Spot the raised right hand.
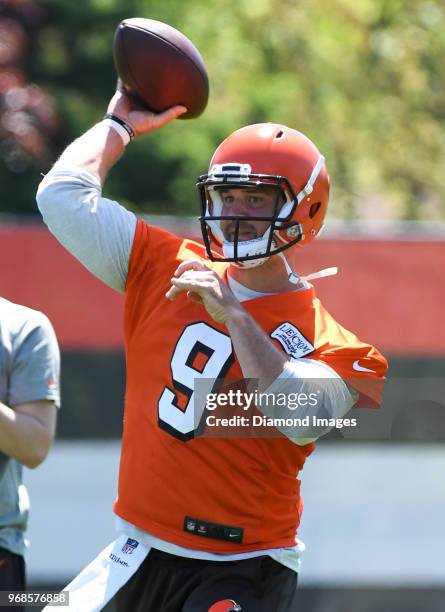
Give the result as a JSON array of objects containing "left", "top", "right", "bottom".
[{"left": 107, "top": 82, "right": 187, "bottom": 137}]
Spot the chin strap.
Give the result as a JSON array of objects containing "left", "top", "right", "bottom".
[
  {"left": 278, "top": 251, "right": 338, "bottom": 285},
  {"left": 295, "top": 155, "right": 325, "bottom": 204},
  {"left": 278, "top": 251, "right": 301, "bottom": 284},
  {"left": 303, "top": 267, "right": 338, "bottom": 281}
]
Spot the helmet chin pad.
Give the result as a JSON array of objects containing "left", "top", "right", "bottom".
[{"left": 222, "top": 236, "right": 270, "bottom": 268}]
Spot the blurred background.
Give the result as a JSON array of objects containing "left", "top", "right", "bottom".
[{"left": 0, "top": 0, "right": 444, "bottom": 610}]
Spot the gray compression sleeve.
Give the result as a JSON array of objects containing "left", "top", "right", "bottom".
[
  {"left": 256, "top": 358, "right": 357, "bottom": 445},
  {"left": 37, "top": 167, "right": 136, "bottom": 292}
]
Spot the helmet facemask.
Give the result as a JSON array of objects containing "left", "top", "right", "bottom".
[{"left": 197, "top": 163, "right": 305, "bottom": 267}]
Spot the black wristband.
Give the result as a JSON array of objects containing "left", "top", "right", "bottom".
[{"left": 103, "top": 113, "right": 135, "bottom": 140}]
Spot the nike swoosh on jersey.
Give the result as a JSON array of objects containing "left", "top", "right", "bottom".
[{"left": 353, "top": 360, "right": 376, "bottom": 373}]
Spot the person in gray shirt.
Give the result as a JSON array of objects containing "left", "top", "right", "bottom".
[{"left": 0, "top": 297, "right": 60, "bottom": 597}]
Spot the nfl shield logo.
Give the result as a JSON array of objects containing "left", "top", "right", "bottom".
[{"left": 121, "top": 538, "right": 139, "bottom": 554}]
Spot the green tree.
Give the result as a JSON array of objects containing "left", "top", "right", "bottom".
[{"left": 1, "top": 0, "right": 444, "bottom": 219}]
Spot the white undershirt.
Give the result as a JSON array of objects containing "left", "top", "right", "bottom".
[{"left": 227, "top": 272, "right": 310, "bottom": 302}]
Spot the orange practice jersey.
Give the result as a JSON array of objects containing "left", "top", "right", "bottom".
[{"left": 114, "top": 221, "right": 388, "bottom": 553}]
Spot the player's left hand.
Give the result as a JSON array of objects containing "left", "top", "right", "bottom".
[{"left": 166, "top": 260, "right": 244, "bottom": 325}]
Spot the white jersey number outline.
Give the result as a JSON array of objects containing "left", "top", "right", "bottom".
[{"left": 158, "top": 322, "right": 234, "bottom": 441}]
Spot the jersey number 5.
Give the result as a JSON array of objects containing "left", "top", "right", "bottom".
[{"left": 158, "top": 322, "right": 234, "bottom": 441}]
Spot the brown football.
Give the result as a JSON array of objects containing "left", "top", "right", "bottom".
[{"left": 113, "top": 18, "right": 209, "bottom": 120}]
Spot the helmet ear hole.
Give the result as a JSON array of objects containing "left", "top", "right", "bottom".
[{"left": 309, "top": 202, "right": 321, "bottom": 218}]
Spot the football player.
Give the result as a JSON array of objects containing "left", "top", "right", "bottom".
[{"left": 37, "top": 88, "right": 387, "bottom": 612}]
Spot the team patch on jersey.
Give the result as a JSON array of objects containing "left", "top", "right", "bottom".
[{"left": 270, "top": 322, "right": 314, "bottom": 358}]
